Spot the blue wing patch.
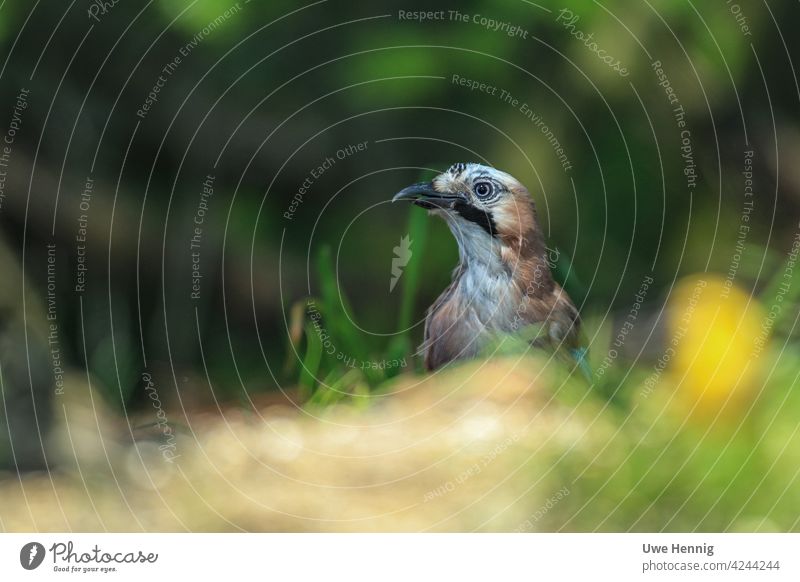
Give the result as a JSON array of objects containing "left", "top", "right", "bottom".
[{"left": 571, "top": 347, "right": 592, "bottom": 382}]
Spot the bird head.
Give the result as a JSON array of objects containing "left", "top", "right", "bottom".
[{"left": 392, "top": 163, "right": 548, "bottom": 272}]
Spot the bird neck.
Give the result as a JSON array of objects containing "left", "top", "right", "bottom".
[
  {"left": 499, "top": 224, "right": 556, "bottom": 298},
  {"left": 450, "top": 220, "right": 555, "bottom": 300}
]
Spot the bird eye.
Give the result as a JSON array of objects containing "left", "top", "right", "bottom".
[{"left": 474, "top": 181, "right": 493, "bottom": 198}]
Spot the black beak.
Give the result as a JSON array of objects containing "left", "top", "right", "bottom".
[{"left": 392, "top": 181, "right": 464, "bottom": 210}]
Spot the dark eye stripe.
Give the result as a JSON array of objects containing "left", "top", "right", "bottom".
[{"left": 454, "top": 200, "right": 497, "bottom": 236}]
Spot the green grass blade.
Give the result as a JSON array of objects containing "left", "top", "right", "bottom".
[
  {"left": 315, "top": 245, "right": 370, "bottom": 360},
  {"left": 298, "top": 322, "right": 323, "bottom": 399}
]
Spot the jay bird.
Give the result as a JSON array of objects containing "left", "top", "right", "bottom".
[{"left": 393, "top": 163, "right": 586, "bottom": 373}]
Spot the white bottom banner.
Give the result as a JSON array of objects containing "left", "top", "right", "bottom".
[{"left": 1, "top": 533, "right": 797, "bottom": 580}]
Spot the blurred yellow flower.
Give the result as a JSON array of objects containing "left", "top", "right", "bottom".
[{"left": 667, "top": 275, "right": 765, "bottom": 421}]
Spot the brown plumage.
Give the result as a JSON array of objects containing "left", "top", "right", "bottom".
[{"left": 393, "top": 163, "right": 581, "bottom": 371}]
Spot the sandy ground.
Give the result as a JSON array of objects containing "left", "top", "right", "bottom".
[{"left": 0, "top": 357, "right": 607, "bottom": 532}]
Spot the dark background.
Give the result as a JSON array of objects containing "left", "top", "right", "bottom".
[{"left": 0, "top": 0, "right": 797, "bottom": 429}]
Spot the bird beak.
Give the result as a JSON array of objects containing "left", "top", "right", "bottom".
[{"left": 392, "top": 181, "right": 463, "bottom": 210}]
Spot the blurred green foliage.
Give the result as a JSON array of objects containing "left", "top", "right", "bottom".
[
  {"left": 0, "top": 1, "right": 798, "bottom": 530},
  {"left": 0, "top": 0, "right": 794, "bottom": 391}
]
